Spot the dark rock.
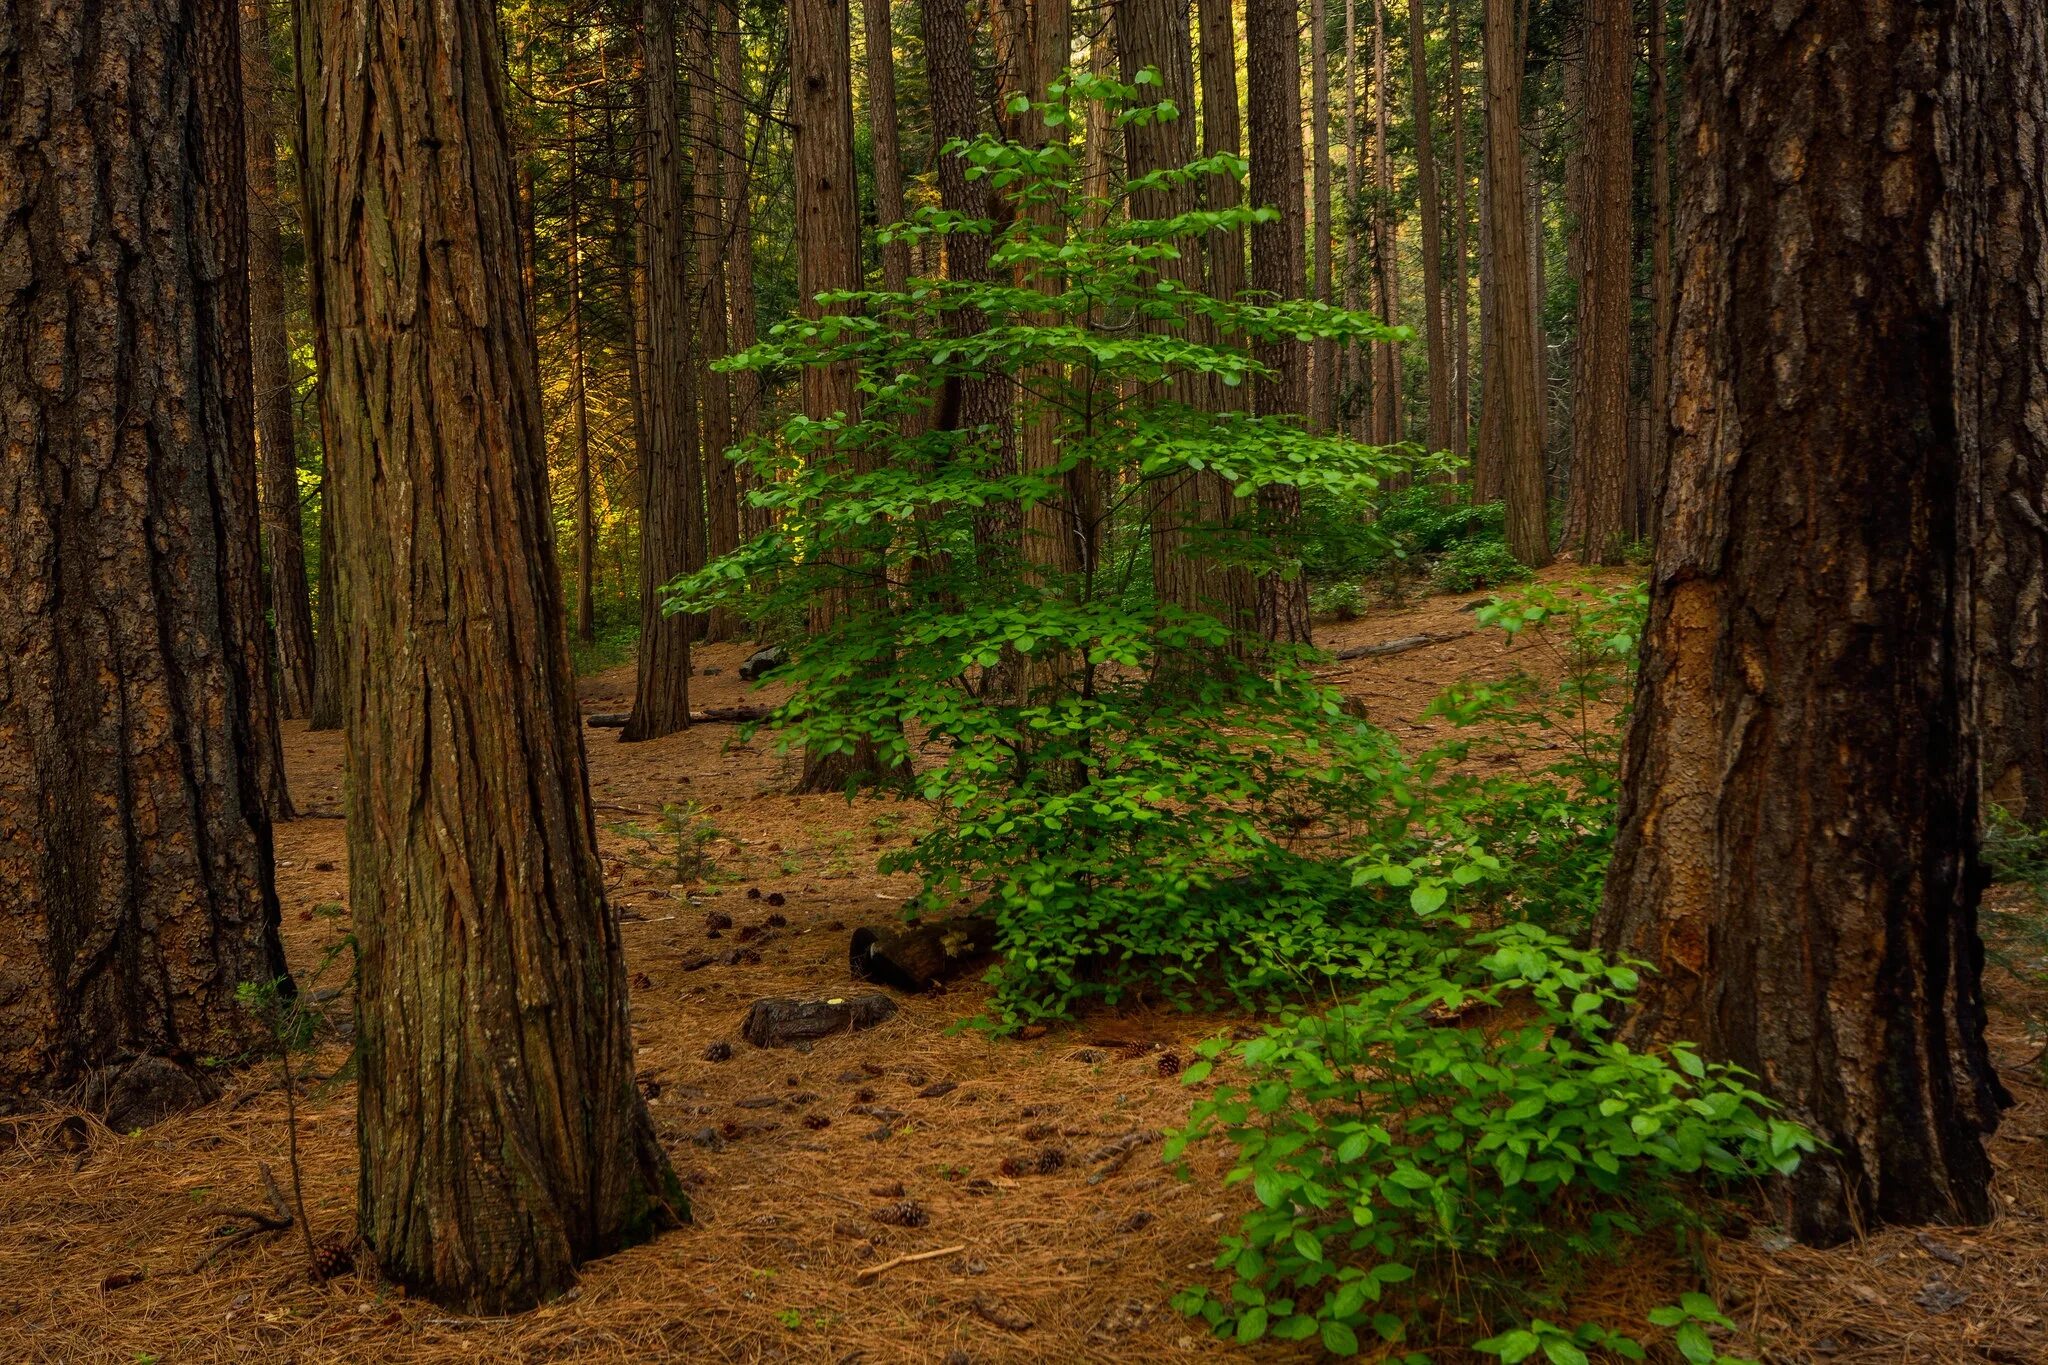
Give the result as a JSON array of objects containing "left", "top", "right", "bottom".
[{"left": 849, "top": 917, "right": 997, "bottom": 994}]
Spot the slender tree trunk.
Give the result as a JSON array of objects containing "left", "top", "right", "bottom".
[
  {"left": 1565, "top": 0, "right": 1628, "bottom": 563},
  {"left": 1948, "top": 0, "right": 2048, "bottom": 824},
  {"left": 1084, "top": 18, "right": 1117, "bottom": 225},
  {"left": 1481, "top": 0, "right": 1546, "bottom": 562},
  {"left": 1641, "top": 0, "right": 1671, "bottom": 542},
  {"left": 1246, "top": 0, "right": 1314, "bottom": 645},
  {"left": 1597, "top": 0, "right": 1999, "bottom": 1247},
  {"left": 1371, "top": 0, "right": 1399, "bottom": 445},
  {"left": 863, "top": 0, "right": 911, "bottom": 294},
  {"left": 308, "top": 0, "right": 682, "bottom": 1306},
  {"left": 925, "top": 0, "right": 1018, "bottom": 566},
  {"left": 627, "top": 0, "right": 698, "bottom": 741},
  {"left": 1309, "top": 0, "right": 1334, "bottom": 434},
  {"left": 719, "top": 0, "right": 767, "bottom": 540},
  {"left": 1344, "top": 0, "right": 1364, "bottom": 435},
  {"left": 0, "top": 0, "right": 290, "bottom": 1095},
  {"left": 565, "top": 85, "right": 599, "bottom": 643},
  {"left": 690, "top": 0, "right": 740, "bottom": 642},
  {"left": 1407, "top": 0, "right": 1450, "bottom": 454},
  {"left": 796, "top": 0, "right": 892, "bottom": 791},
  {"left": 1447, "top": 0, "right": 1471, "bottom": 458},
  {"left": 243, "top": 0, "right": 317, "bottom": 719}
]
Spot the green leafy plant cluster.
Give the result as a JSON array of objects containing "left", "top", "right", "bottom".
[
  {"left": 1430, "top": 537, "right": 1534, "bottom": 594},
  {"left": 1167, "top": 925, "right": 1810, "bottom": 1359},
  {"left": 670, "top": 74, "right": 1434, "bottom": 1025}
]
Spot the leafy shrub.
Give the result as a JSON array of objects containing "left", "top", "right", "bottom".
[
  {"left": 671, "top": 75, "right": 1426, "bottom": 1024},
  {"left": 1430, "top": 537, "right": 1533, "bottom": 593},
  {"left": 1168, "top": 925, "right": 1810, "bottom": 1357}
]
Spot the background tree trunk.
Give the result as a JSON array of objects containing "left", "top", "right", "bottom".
[
  {"left": 626, "top": 0, "right": 698, "bottom": 741},
  {"left": 1638, "top": 0, "right": 1671, "bottom": 543},
  {"left": 1948, "top": 0, "right": 2048, "bottom": 825},
  {"left": 308, "top": 0, "right": 682, "bottom": 1306},
  {"left": 0, "top": 0, "right": 290, "bottom": 1095},
  {"left": 1371, "top": 0, "right": 1400, "bottom": 445},
  {"left": 243, "top": 0, "right": 317, "bottom": 719},
  {"left": 691, "top": 0, "right": 740, "bottom": 642},
  {"left": 862, "top": 0, "right": 911, "bottom": 296},
  {"left": 1596, "top": 0, "right": 2000, "bottom": 1247},
  {"left": 1481, "top": 0, "right": 1546, "bottom": 562},
  {"left": 796, "top": 0, "right": 892, "bottom": 791},
  {"left": 1310, "top": 0, "right": 1334, "bottom": 434},
  {"left": 1246, "top": 0, "right": 1314, "bottom": 645},
  {"left": 1565, "top": 0, "right": 1628, "bottom": 562},
  {"left": 1344, "top": 0, "right": 1364, "bottom": 436},
  {"left": 1407, "top": 0, "right": 1450, "bottom": 455},
  {"left": 1447, "top": 0, "right": 1471, "bottom": 458},
  {"left": 718, "top": 0, "right": 768, "bottom": 538}
]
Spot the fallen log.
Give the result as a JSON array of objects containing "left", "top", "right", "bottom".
[
  {"left": 850, "top": 917, "right": 999, "bottom": 993},
  {"left": 740, "top": 993, "right": 898, "bottom": 1048},
  {"left": 1331, "top": 629, "right": 1473, "bottom": 661},
  {"left": 586, "top": 705, "right": 773, "bottom": 728}
]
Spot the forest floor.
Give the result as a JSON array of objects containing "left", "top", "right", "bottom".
[{"left": 4, "top": 565, "right": 2047, "bottom": 1363}]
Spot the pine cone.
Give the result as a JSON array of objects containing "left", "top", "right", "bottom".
[{"left": 310, "top": 1236, "right": 355, "bottom": 1281}]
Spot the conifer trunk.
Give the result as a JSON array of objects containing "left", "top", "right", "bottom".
[
  {"left": 243, "top": 0, "right": 318, "bottom": 719},
  {"left": 1407, "top": 0, "right": 1451, "bottom": 455},
  {"left": 691, "top": 0, "right": 740, "bottom": 641},
  {"left": 1597, "top": 0, "right": 1999, "bottom": 1247},
  {"left": 1447, "top": 0, "right": 1472, "bottom": 457},
  {"left": 1310, "top": 0, "right": 1334, "bottom": 434},
  {"left": 1247, "top": 0, "right": 1314, "bottom": 645},
  {"left": 626, "top": 0, "right": 698, "bottom": 741},
  {"left": 0, "top": 0, "right": 290, "bottom": 1094},
  {"left": 1565, "top": 0, "right": 1629, "bottom": 563},
  {"left": 1945, "top": 1, "right": 2048, "bottom": 825},
  {"left": 796, "top": 0, "right": 892, "bottom": 791},
  {"left": 1481, "top": 0, "right": 1546, "bottom": 562},
  {"left": 306, "top": 0, "right": 682, "bottom": 1306}
]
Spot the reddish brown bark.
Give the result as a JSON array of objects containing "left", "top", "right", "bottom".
[
  {"left": 1598, "top": 0, "right": 1999, "bottom": 1246},
  {"left": 305, "top": 0, "right": 681, "bottom": 1305},
  {"left": 1565, "top": 0, "right": 1629, "bottom": 563},
  {"left": 625, "top": 0, "right": 698, "bottom": 742}
]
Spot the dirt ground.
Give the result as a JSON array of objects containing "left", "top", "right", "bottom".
[{"left": 4, "top": 567, "right": 2046, "bottom": 1363}]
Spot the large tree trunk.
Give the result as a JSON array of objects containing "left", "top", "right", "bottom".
[
  {"left": 1947, "top": 0, "right": 2048, "bottom": 825},
  {"left": 243, "top": 0, "right": 317, "bottom": 719},
  {"left": 1246, "top": 0, "right": 1313, "bottom": 645},
  {"left": 691, "top": 0, "right": 740, "bottom": 643},
  {"left": 1407, "top": 0, "right": 1451, "bottom": 455},
  {"left": 625, "top": 0, "right": 698, "bottom": 742},
  {"left": 1596, "top": 0, "right": 2000, "bottom": 1247},
  {"left": 796, "top": 0, "right": 893, "bottom": 792},
  {"left": 1564, "top": 0, "right": 1629, "bottom": 563},
  {"left": 1480, "top": 0, "right": 1546, "bottom": 562},
  {"left": 307, "top": 0, "right": 682, "bottom": 1308},
  {"left": 0, "top": 0, "right": 290, "bottom": 1096}
]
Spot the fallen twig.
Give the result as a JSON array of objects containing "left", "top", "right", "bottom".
[{"left": 854, "top": 1243, "right": 967, "bottom": 1282}]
